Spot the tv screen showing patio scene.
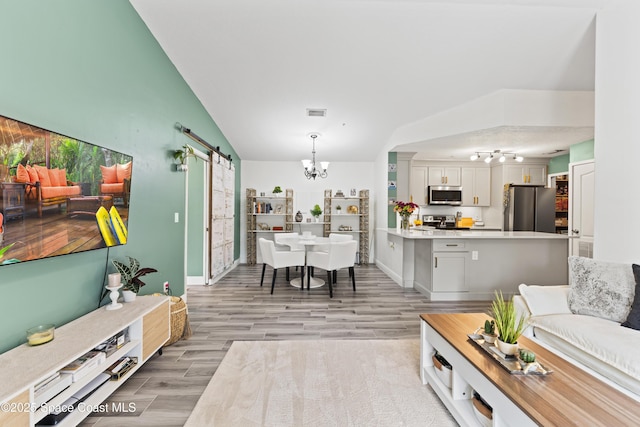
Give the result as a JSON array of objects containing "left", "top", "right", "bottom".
[{"left": 0, "top": 114, "right": 133, "bottom": 265}]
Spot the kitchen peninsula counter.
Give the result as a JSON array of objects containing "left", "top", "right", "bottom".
[
  {"left": 387, "top": 228, "right": 571, "bottom": 239},
  {"left": 378, "top": 228, "right": 569, "bottom": 301}
]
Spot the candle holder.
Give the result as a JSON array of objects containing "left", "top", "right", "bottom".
[{"left": 105, "top": 284, "right": 123, "bottom": 311}]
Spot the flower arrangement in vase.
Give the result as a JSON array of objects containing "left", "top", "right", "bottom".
[
  {"left": 393, "top": 201, "right": 419, "bottom": 230},
  {"left": 491, "top": 290, "right": 528, "bottom": 355}
]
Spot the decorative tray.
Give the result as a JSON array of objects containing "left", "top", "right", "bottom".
[{"left": 467, "top": 334, "right": 553, "bottom": 376}]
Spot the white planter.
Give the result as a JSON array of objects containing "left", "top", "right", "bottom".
[
  {"left": 481, "top": 333, "right": 497, "bottom": 344},
  {"left": 122, "top": 290, "right": 137, "bottom": 303},
  {"left": 496, "top": 339, "right": 518, "bottom": 356}
]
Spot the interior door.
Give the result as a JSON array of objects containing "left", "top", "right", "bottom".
[{"left": 569, "top": 161, "right": 595, "bottom": 257}]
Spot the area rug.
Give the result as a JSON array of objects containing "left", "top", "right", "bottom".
[{"left": 185, "top": 339, "right": 456, "bottom": 427}]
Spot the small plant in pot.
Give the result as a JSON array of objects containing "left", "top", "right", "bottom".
[
  {"left": 491, "top": 290, "right": 528, "bottom": 356},
  {"left": 310, "top": 204, "right": 323, "bottom": 222},
  {"left": 481, "top": 319, "right": 497, "bottom": 344},
  {"left": 173, "top": 144, "right": 196, "bottom": 171},
  {"left": 112, "top": 256, "right": 158, "bottom": 302},
  {"left": 272, "top": 186, "right": 282, "bottom": 196}
]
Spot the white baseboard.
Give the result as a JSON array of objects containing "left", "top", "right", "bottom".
[
  {"left": 375, "top": 260, "right": 404, "bottom": 287},
  {"left": 187, "top": 275, "right": 206, "bottom": 286},
  {"left": 414, "top": 281, "right": 430, "bottom": 297},
  {"left": 187, "top": 260, "right": 240, "bottom": 286}
]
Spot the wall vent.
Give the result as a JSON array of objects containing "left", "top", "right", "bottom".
[{"left": 306, "top": 108, "right": 327, "bottom": 117}]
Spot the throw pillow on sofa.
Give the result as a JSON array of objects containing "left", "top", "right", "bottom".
[
  {"left": 518, "top": 284, "right": 571, "bottom": 316},
  {"left": 100, "top": 164, "right": 118, "bottom": 184},
  {"left": 621, "top": 264, "right": 640, "bottom": 330},
  {"left": 568, "top": 256, "right": 635, "bottom": 323}
]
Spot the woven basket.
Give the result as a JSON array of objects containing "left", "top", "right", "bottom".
[{"left": 165, "top": 296, "right": 191, "bottom": 346}]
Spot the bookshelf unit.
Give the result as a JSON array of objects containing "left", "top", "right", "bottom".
[
  {"left": 323, "top": 189, "right": 370, "bottom": 264},
  {"left": 246, "top": 188, "right": 294, "bottom": 265},
  {"left": 0, "top": 296, "right": 169, "bottom": 427}
]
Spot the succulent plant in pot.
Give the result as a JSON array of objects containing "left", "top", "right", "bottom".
[
  {"left": 112, "top": 256, "right": 158, "bottom": 302},
  {"left": 481, "top": 319, "right": 497, "bottom": 344},
  {"left": 491, "top": 290, "right": 528, "bottom": 355}
]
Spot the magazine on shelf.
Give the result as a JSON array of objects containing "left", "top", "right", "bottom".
[{"left": 60, "top": 350, "right": 106, "bottom": 382}]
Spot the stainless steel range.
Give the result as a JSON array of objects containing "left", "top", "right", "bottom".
[{"left": 422, "top": 215, "right": 469, "bottom": 229}]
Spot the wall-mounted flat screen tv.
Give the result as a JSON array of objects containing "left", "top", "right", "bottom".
[{"left": 0, "top": 114, "right": 133, "bottom": 265}]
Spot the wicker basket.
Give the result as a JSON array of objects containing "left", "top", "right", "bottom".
[{"left": 165, "top": 296, "right": 191, "bottom": 346}]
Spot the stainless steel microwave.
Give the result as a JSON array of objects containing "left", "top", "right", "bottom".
[{"left": 428, "top": 186, "right": 463, "bottom": 205}]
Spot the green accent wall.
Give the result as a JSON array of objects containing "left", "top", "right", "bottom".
[
  {"left": 570, "top": 139, "right": 595, "bottom": 163},
  {"left": 388, "top": 152, "right": 397, "bottom": 228},
  {"left": 0, "top": 0, "right": 240, "bottom": 353},
  {"left": 548, "top": 139, "right": 595, "bottom": 175},
  {"left": 548, "top": 154, "right": 570, "bottom": 174}
]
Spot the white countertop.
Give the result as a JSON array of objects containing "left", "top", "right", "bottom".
[{"left": 386, "top": 228, "right": 571, "bottom": 239}]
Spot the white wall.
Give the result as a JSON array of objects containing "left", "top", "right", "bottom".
[
  {"left": 593, "top": 1, "right": 640, "bottom": 263},
  {"left": 240, "top": 160, "right": 375, "bottom": 263}
]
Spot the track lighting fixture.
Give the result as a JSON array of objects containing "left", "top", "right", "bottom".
[{"left": 470, "top": 150, "right": 523, "bottom": 163}]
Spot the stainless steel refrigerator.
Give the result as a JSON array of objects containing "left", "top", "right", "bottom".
[{"left": 504, "top": 185, "right": 555, "bottom": 233}]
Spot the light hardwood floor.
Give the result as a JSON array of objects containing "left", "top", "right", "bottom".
[{"left": 82, "top": 264, "right": 490, "bottom": 426}]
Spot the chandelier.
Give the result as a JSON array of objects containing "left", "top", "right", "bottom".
[
  {"left": 470, "top": 150, "right": 523, "bottom": 164},
  {"left": 301, "top": 133, "right": 329, "bottom": 180}
]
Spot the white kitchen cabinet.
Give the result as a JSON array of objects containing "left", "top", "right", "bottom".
[
  {"left": 505, "top": 164, "right": 547, "bottom": 185},
  {"left": 461, "top": 167, "right": 491, "bottom": 206},
  {"left": 428, "top": 167, "right": 461, "bottom": 186},
  {"left": 431, "top": 241, "right": 468, "bottom": 293},
  {"left": 432, "top": 252, "right": 468, "bottom": 292},
  {"left": 410, "top": 166, "right": 428, "bottom": 204}
]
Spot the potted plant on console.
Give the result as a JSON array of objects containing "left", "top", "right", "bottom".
[
  {"left": 113, "top": 256, "right": 158, "bottom": 302},
  {"left": 491, "top": 290, "right": 528, "bottom": 356},
  {"left": 272, "top": 186, "right": 282, "bottom": 196}
]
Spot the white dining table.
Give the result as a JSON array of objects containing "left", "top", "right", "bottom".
[{"left": 277, "top": 235, "right": 330, "bottom": 288}]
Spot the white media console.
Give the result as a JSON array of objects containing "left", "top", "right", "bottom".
[{"left": 0, "top": 296, "right": 170, "bottom": 426}]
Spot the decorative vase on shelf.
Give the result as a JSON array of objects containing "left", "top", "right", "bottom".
[
  {"left": 295, "top": 211, "right": 303, "bottom": 222},
  {"left": 401, "top": 217, "right": 410, "bottom": 230}
]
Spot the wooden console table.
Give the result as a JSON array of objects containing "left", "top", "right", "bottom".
[{"left": 420, "top": 313, "right": 640, "bottom": 426}]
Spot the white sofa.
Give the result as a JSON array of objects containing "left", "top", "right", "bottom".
[{"left": 514, "top": 256, "right": 640, "bottom": 401}]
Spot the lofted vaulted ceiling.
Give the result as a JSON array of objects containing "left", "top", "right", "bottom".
[{"left": 130, "top": 0, "right": 600, "bottom": 162}]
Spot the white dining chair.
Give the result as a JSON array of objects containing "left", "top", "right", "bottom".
[
  {"left": 273, "top": 232, "right": 303, "bottom": 280},
  {"left": 308, "top": 233, "right": 354, "bottom": 276},
  {"left": 306, "top": 240, "right": 357, "bottom": 298},
  {"left": 259, "top": 238, "right": 306, "bottom": 294}
]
